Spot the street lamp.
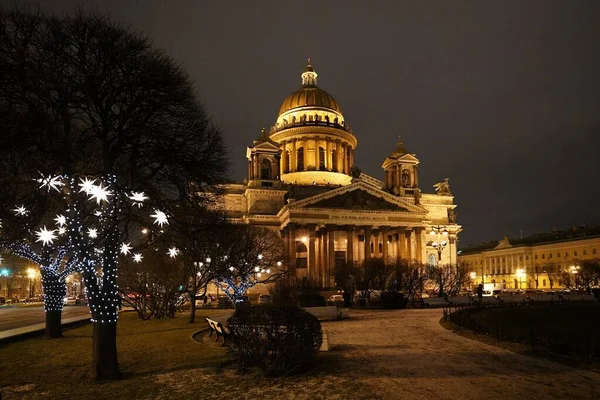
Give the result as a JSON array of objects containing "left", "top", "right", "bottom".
[
  {"left": 515, "top": 268, "right": 525, "bottom": 290},
  {"left": 27, "top": 268, "right": 37, "bottom": 298},
  {"left": 429, "top": 225, "right": 449, "bottom": 261}
]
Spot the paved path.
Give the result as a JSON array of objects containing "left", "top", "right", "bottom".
[
  {"left": 0, "top": 304, "right": 90, "bottom": 331},
  {"left": 322, "top": 308, "right": 600, "bottom": 400}
]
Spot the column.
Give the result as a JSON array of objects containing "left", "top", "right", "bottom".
[
  {"left": 335, "top": 141, "right": 342, "bottom": 173},
  {"left": 398, "top": 229, "right": 406, "bottom": 261},
  {"left": 325, "top": 139, "right": 331, "bottom": 170},
  {"left": 320, "top": 228, "right": 328, "bottom": 287},
  {"left": 363, "top": 226, "right": 372, "bottom": 261},
  {"left": 414, "top": 165, "right": 419, "bottom": 187},
  {"left": 415, "top": 228, "right": 423, "bottom": 263},
  {"left": 309, "top": 138, "right": 317, "bottom": 168},
  {"left": 349, "top": 147, "right": 354, "bottom": 168},
  {"left": 381, "top": 227, "right": 389, "bottom": 263},
  {"left": 395, "top": 165, "right": 400, "bottom": 188},
  {"left": 345, "top": 225, "right": 354, "bottom": 264},
  {"left": 279, "top": 141, "right": 286, "bottom": 175},
  {"left": 274, "top": 154, "right": 280, "bottom": 180},
  {"left": 288, "top": 224, "right": 296, "bottom": 271},
  {"left": 327, "top": 225, "right": 336, "bottom": 287},
  {"left": 405, "top": 229, "right": 413, "bottom": 261},
  {"left": 291, "top": 139, "right": 297, "bottom": 172},
  {"left": 308, "top": 225, "right": 316, "bottom": 281},
  {"left": 247, "top": 160, "right": 252, "bottom": 180},
  {"left": 253, "top": 154, "right": 259, "bottom": 179},
  {"left": 372, "top": 229, "right": 380, "bottom": 258}
]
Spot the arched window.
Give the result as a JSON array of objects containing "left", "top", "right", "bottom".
[
  {"left": 542, "top": 279, "right": 546, "bottom": 287},
  {"left": 401, "top": 169, "right": 411, "bottom": 187},
  {"left": 285, "top": 151, "right": 290, "bottom": 173},
  {"left": 331, "top": 150, "right": 337, "bottom": 171},
  {"left": 427, "top": 253, "right": 437, "bottom": 267},
  {"left": 260, "top": 158, "right": 272, "bottom": 180},
  {"left": 295, "top": 241, "right": 308, "bottom": 269},
  {"left": 296, "top": 242, "right": 307, "bottom": 253},
  {"left": 297, "top": 147, "right": 304, "bottom": 171},
  {"left": 514, "top": 279, "right": 519, "bottom": 289},
  {"left": 319, "top": 147, "right": 325, "bottom": 170}
]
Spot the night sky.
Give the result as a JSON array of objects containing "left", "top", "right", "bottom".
[{"left": 11, "top": 0, "right": 600, "bottom": 247}]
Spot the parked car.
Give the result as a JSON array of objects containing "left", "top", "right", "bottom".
[
  {"left": 0, "top": 297, "right": 6, "bottom": 305},
  {"left": 63, "top": 296, "right": 77, "bottom": 306},
  {"left": 257, "top": 294, "right": 272, "bottom": 305},
  {"left": 237, "top": 295, "right": 251, "bottom": 305},
  {"left": 217, "top": 296, "right": 232, "bottom": 308},
  {"left": 329, "top": 294, "right": 344, "bottom": 306}
]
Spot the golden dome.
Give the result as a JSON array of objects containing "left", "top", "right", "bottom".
[
  {"left": 277, "top": 60, "right": 342, "bottom": 116},
  {"left": 278, "top": 86, "right": 341, "bottom": 116}
]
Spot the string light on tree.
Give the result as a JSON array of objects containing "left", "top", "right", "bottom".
[
  {"left": 36, "top": 173, "right": 64, "bottom": 192},
  {"left": 87, "top": 228, "right": 98, "bottom": 238},
  {"left": 167, "top": 247, "right": 179, "bottom": 258},
  {"left": 35, "top": 226, "right": 57, "bottom": 246},
  {"left": 13, "top": 205, "right": 28, "bottom": 216},
  {"left": 150, "top": 209, "right": 168, "bottom": 227}
]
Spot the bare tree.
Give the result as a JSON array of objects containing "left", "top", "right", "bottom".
[{"left": 0, "top": 9, "right": 227, "bottom": 380}]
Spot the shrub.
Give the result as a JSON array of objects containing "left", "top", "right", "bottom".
[
  {"left": 228, "top": 305, "right": 323, "bottom": 376},
  {"left": 379, "top": 292, "right": 408, "bottom": 309}
]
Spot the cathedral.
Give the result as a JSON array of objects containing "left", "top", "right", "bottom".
[{"left": 221, "top": 61, "right": 461, "bottom": 287}]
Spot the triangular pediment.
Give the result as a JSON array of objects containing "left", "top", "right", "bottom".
[
  {"left": 251, "top": 141, "right": 280, "bottom": 151},
  {"left": 288, "top": 181, "right": 428, "bottom": 214}
]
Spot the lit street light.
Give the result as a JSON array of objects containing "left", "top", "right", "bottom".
[
  {"left": 515, "top": 268, "right": 525, "bottom": 290},
  {"left": 430, "top": 225, "right": 449, "bottom": 261}
]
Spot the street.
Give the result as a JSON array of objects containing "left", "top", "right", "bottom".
[{"left": 0, "top": 304, "right": 90, "bottom": 332}]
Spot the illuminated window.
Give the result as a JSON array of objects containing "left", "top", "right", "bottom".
[
  {"left": 297, "top": 147, "right": 304, "bottom": 171},
  {"left": 427, "top": 253, "right": 437, "bottom": 267},
  {"left": 285, "top": 151, "right": 290, "bottom": 173},
  {"left": 401, "top": 170, "right": 411, "bottom": 187},
  {"left": 541, "top": 254, "right": 545, "bottom": 259},
  {"left": 557, "top": 252, "right": 560, "bottom": 258},
  {"left": 319, "top": 147, "right": 326, "bottom": 170},
  {"left": 331, "top": 150, "right": 337, "bottom": 171},
  {"left": 583, "top": 249, "right": 587, "bottom": 256}
]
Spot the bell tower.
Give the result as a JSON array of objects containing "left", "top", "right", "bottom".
[
  {"left": 246, "top": 128, "right": 282, "bottom": 187},
  {"left": 381, "top": 139, "right": 420, "bottom": 197}
]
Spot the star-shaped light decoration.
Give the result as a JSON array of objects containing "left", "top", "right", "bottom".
[
  {"left": 167, "top": 247, "right": 179, "bottom": 258},
  {"left": 35, "top": 226, "right": 57, "bottom": 246},
  {"left": 13, "top": 205, "right": 28, "bottom": 216},
  {"left": 89, "top": 183, "right": 112, "bottom": 205},
  {"left": 58, "top": 227, "right": 66, "bottom": 235},
  {"left": 120, "top": 243, "right": 132, "bottom": 255},
  {"left": 87, "top": 228, "right": 98, "bottom": 238},
  {"left": 128, "top": 191, "right": 148, "bottom": 208},
  {"left": 37, "top": 174, "right": 64, "bottom": 192},
  {"left": 54, "top": 214, "right": 66, "bottom": 226},
  {"left": 133, "top": 253, "right": 143, "bottom": 263},
  {"left": 78, "top": 177, "right": 96, "bottom": 194},
  {"left": 94, "top": 210, "right": 103, "bottom": 217},
  {"left": 150, "top": 209, "right": 168, "bottom": 227}
]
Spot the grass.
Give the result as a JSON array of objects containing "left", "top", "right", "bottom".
[{"left": 0, "top": 310, "right": 371, "bottom": 400}]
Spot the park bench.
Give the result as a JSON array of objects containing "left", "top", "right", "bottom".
[
  {"left": 447, "top": 296, "right": 473, "bottom": 306},
  {"left": 205, "top": 317, "right": 230, "bottom": 346},
  {"left": 422, "top": 297, "right": 447, "bottom": 307}
]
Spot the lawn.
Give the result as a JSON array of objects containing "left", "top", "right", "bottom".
[{"left": 0, "top": 310, "right": 370, "bottom": 400}]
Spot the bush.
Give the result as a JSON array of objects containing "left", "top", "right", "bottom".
[
  {"left": 379, "top": 292, "right": 408, "bottom": 309},
  {"left": 228, "top": 305, "right": 323, "bottom": 376},
  {"left": 298, "top": 293, "right": 326, "bottom": 307}
]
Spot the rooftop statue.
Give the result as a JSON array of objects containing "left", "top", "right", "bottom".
[{"left": 433, "top": 178, "right": 451, "bottom": 195}]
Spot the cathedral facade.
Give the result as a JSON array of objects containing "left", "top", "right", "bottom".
[{"left": 221, "top": 61, "right": 461, "bottom": 287}]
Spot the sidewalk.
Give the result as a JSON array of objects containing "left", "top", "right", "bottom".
[{"left": 0, "top": 314, "right": 91, "bottom": 343}]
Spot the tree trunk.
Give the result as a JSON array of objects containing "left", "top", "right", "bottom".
[
  {"left": 91, "top": 322, "right": 120, "bottom": 381},
  {"left": 189, "top": 294, "right": 196, "bottom": 323},
  {"left": 45, "top": 310, "right": 63, "bottom": 338}
]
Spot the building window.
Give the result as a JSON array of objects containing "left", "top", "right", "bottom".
[
  {"left": 526, "top": 256, "right": 529, "bottom": 260},
  {"left": 285, "top": 151, "right": 290, "bottom": 173},
  {"left": 541, "top": 254, "right": 545, "bottom": 259},
  {"left": 427, "top": 253, "right": 437, "bottom": 267},
  {"left": 574, "top": 250, "right": 578, "bottom": 256},
  {"left": 543, "top": 279, "right": 546, "bottom": 287},
  {"left": 331, "top": 150, "right": 337, "bottom": 171},
  {"left": 583, "top": 249, "right": 587, "bottom": 256},
  {"left": 557, "top": 252, "right": 560, "bottom": 258},
  {"left": 260, "top": 159, "right": 272, "bottom": 180},
  {"left": 565, "top": 252, "right": 569, "bottom": 257},
  {"left": 297, "top": 147, "right": 304, "bottom": 171},
  {"left": 520, "top": 256, "right": 523, "bottom": 262},
  {"left": 401, "top": 170, "right": 411, "bottom": 187},
  {"left": 594, "top": 248, "right": 598, "bottom": 255},
  {"left": 535, "top": 255, "right": 538, "bottom": 260},
  {"left": 548, "top": 253, "right": 552, "bottom": 259},
  {"left": 319, "top": 147, "right": 326, "bottom": 170}
]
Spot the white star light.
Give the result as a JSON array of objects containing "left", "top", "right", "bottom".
[
  {"left": 35, "top": 226, "right": 57, "bottom": 246},
  {"left": 78, "top": 177, "right": 96, "bottom": 194},
  {"left": 167, "top": 247, "right": 179, "bottom": 258},
  {"left": 87, "top": 228, "right": 98, "bottom": 238},
  {"left": 150, "top": 209, "right": 168, "bottom": 227},
  {"left": 89, "top": 183, "right": 112, "bottom": 205},
  {"left": 58, "top": 227, "right": 66, "bottom": 235},
  {"left": 133, "top": 253, "right": 143, "bottom": 263},
  {"left": 37, "top": 174, "right": 63, "bottom": 192},
  {"left": 128, "top": 192, "right": 148, "bottom": 207},
  {"left": 120, "top": 243, "right": 133, "bottom": 255},
  {"left": 54, "top": 214, "right": 66, "bottom": 226},
  {"left": 13, "top": 205, "right": 28, "bottom": 216}
]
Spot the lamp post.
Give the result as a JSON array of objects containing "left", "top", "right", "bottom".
[
  {"left": 515, "top": 268, "right": 525, "bottom": 290},
  {"left": 569, "top": 265, "right": 580, "bottom": 289},
  {"left": 27, "top": 268, "right": 37, "bottom": 298},
  {"left": 429, "top": 225, "right": 449, "bottom": 261}
]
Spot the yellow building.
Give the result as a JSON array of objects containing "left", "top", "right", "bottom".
[
  {"left": 458, "top": 229, "right": 600, "bottom": 290},
  {"left": 221, "top": 61, "right": 461, "bottom": 287}
]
